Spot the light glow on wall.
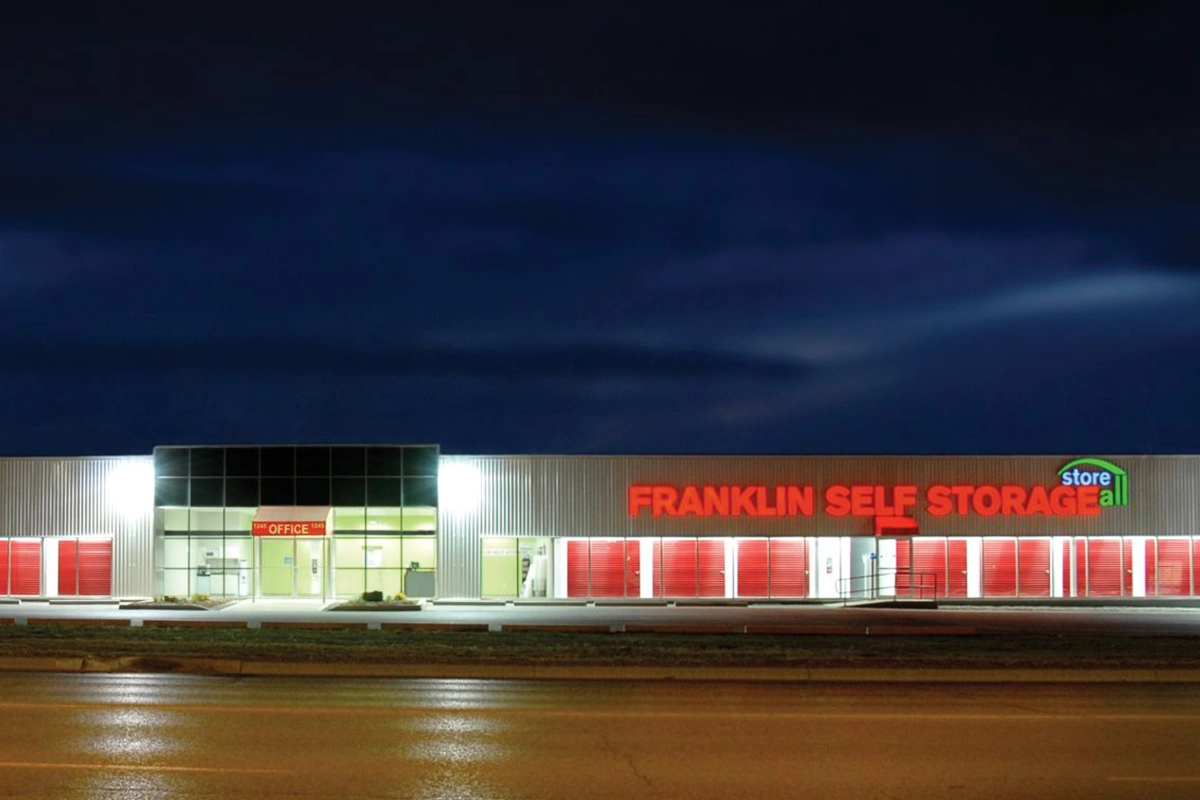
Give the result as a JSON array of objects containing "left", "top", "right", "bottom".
[
  {"left": 106, "top": 459, "right": 154, "bottom": 516},
  {"left": 439, "top": 461, "right": 482, "bottom": 514}
]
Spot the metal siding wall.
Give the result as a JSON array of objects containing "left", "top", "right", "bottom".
[
  {"left": 440, "top": 454, "right": 1200, "bottom": 543},
  {"left": 0, "top": 457, "right": 154, "bottom": 596}
]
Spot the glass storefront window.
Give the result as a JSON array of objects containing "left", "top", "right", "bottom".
[
  {"left": 481, "top": 537, "right": 519, "bottom": 597},
  {"left": 336, "top": 569, "right": 366, "bottom": 596},
  {"left": 334, "top": 507, "right": 367, "bottom": 530},
  {"left": 334, "top": 535, "right": 366, "bottom": 569},
  {"left": 162, "top": 508, "right": 189, "bottom": 532},
  {"left": 403, "top": 506, "right": 437, "bottom": 532},
  {"left": 163, "top": 537, "right": 189, "bottom": 569},
  {"left": 367, "top": 508, "right": 402, "bottom": 531},
  {"left": 162, "top": 568, "right": 190, "bottom": 597},
  {"left": 366, "top": 536, "right": 402, "bottom": 566},
  {"left": 225, "top": 508, "right": 255, "bottom": 532},
  {"left": 190, "top": 508, "right": 224, "bottom": 532},
  {"left": 402, "top": 536, "right": 436, "bottom": 570}
]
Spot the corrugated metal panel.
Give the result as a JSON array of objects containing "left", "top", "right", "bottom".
[
  {"left": 439, "top": 453, "right": 1200, "bottom": 598},
  {"left": 0, "top": 457, "right": 154, "bottom": 596},
  {"left": 441, "top": 454, "right": 1200, "bottom": 540}
]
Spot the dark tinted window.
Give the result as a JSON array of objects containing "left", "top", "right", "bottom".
[
  {"left": 260, "top": 447, "right": 295, "bottom": 476},
  {"left": 402, "top": 446, "right": 439, "bottom": 476},
  {"left": 403, "top": 477, "right": 438, "bottom": 507},
  {"left": 332, "top": 447, "right": 366, "bottom": 476},
  {"left": 225, "top": 448, "right": 260, "bottom": 477},
  {"left": 190, "top": 448, "right": 224, "bottom": 477},
  {"left": 367, "top": 447, "right": 403, "bottom": 476},
  {"left": 155, "top": 477, "right": 188, "bottom": 506},
  {"left": 297, "top": 477, "right": 331, "bottom": 505},
  {"left": 332, "top": 477, "right": 367, "bottom": 505},
  {"left": 296, "top": 447, "right": 331, "bottom": 476},
  {"left": 190, "top": 478, "right": 224, "bottom": 506},
  {"left": 261, "top": 477, "right": 296, "bottom": 505},
  {"left": 367, "top": 477, "right": 403, "bottom": 506},
  {"left": 154, "top": 448, "right": 189, "bottom": 478},
  {"left": 225, "top": 478, "right": 259, "bottom": 507}
]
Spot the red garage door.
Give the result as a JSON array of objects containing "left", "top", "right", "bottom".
[
  {"left": 58, "top": 540, "right": 113, "bottom": 597},
  {"left": 1087, "top": 539, "right": 1123, "bottom": 597},
  {"left": 737, "top": 540, "right": 768, "bottom": 597},
  {"left": 1157, "top": 539, "right": 1192, "bottom": 596},
  {"left": 1017, "top": 539, "right": 1051, "bottom": 597},
  {"left": 770, "top": 540, "right": 808, "bottom": 598},
  {"left": 654, "top": 540, "right": 725, "bottom": 598},
  {"left": 737, "top": 540, "right": 808, "bottom": 598},
  {"left": 10, "top": 541, "right": 41, "bottom": 595},
  {"left": 588, "top": 540, "right": 626, "bottom": 598},
  {"left": 566, "top": 540, "right": 590, "bottom": 597},
  {"left": 698, "top": 540, "right": 724, "bottom": 597},
  {"left": 983, "top": 539, "right": 1017, "bottom": 597},
  {"left": 0, "top": 541, "right": 7, "bottom": 595},
  {"left": 896, "top": 539, "right": 946, "bottom": 598},
  {"left": 567, "top": 540, "right": 640, "bottom": 598}
]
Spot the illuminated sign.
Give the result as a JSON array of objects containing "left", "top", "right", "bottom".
[
  {"left": 629, "top": 460, "right": 1127, "bottom": 520},
  {"left": 1057, "top": 458, "right": 1128, "bottom": 507},
  {"left": 251, "top": 520, "right": 327, "bottom": 536}
]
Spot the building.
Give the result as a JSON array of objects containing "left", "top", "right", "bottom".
[{"left": 0, "top": 447, "right": 1197, "bottom": 601}]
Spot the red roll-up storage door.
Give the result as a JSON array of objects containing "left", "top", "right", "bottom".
[
  {"left": 0, "top": 540, "right": 8, "bottom": 595},
  {"left": 10, "top": 541, "right": 41, "bottom": 595},
  {"left": 947, "top": 539, "right": 968, "bottom": 598},
  {"left": 589, "top": 540, "right": 627, "bottom": 598},
  {"left": 58, "top": 540, "right": 79, "bottom": 595},
  {"left": 1157, "top": 539, "right": 1191, "bottom": 596},
  {"left": 698, "top": 540, "right": 725, "bottom": 597},
  {"left": 770, "top": 539, "right": 808, "bottom": 598},
  {"left": 1017, "top": 539, "right": 1051, "bottom": 597},
  {"left": 654, "top": 540, "right": 697, "bottom": 598},
  {"left": 78, "top": 541, "right": 113, "bottom": 596},
  {"left": 737, "top": 540, "right": 769, "bottom": 597},
  {"left": 1087, "top": 539, "right": 1122, "bottom": 596},
  {"left": 983, "top": 539, "right": 1017, "bottom": 597},
  {"left": 913, "top": 539, "right": 947, "bottom": 599},
  {"left": 894, "top": 538, "right": 912, "bottom": 595},
  {"left": 566, "top": 540, "right": 590, "bottom": 598}
]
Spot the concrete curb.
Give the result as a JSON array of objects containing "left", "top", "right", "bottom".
[{"left": 2, "top": 656, "right": 1200, "bottom": 682}]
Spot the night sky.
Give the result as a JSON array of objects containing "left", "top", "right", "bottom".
[{"left": 3, "top": 5, "right": 1198, "bottom": 457}]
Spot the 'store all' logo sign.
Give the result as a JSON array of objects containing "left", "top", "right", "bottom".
[{"left": 1056, "top": 458, "right": 1128, "bottom": 508}]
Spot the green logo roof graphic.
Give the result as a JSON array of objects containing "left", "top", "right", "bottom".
[
  {"left": 1057, "top": 457, "right": 1126, "bottom": 477},
  {"left": 1058, "top": 457, "right": 1128, "bottom": 507}
]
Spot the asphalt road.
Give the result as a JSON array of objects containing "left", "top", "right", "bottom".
[{"left": 1, "top": 674, "right": 1199, "bottom": 799}]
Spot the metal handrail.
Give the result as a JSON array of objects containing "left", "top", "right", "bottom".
[{"left": 835, "top": 568, "right": 938, "bottom": 604}]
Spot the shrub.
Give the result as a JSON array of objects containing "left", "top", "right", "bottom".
[{"left": 361, "top": 590, "right": 384, "bottom": 602}]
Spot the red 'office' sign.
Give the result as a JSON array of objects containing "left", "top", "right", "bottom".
[{"left": 251, "top": 521, "right": 327, "bottom": 536}]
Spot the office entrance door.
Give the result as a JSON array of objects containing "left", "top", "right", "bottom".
[{"left": 260, "top": 538, "right": 326, "bottom": 598}]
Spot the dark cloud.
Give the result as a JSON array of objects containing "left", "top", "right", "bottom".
[{"left": 0, "top": 4, "right": 1197, "bottom": 456}]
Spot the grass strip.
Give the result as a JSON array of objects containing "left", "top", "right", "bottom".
[{"left": 2, "top": 627, "right": 1200, "bottom": 669}]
